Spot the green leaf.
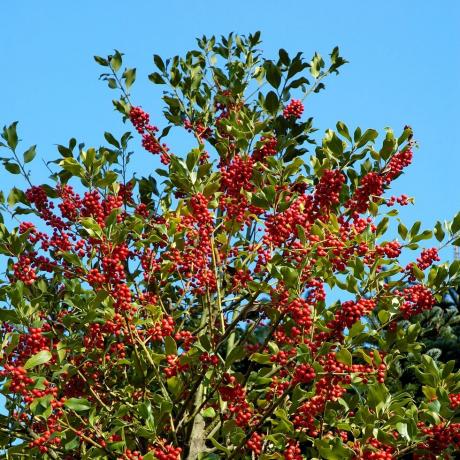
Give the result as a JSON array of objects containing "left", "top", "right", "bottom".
[
  {"left": 23, "top": 145, "right": 36, "bottom": 163},
  {"left": 250, "top": 353, "right": 272, "bottom": 364},
  {"left": 107, "top": 78, "right": 117, "bottom": 89},
  {"left": 279, "top": 266, "right": 298, "bottom": 288},
  {"left": 396, "top": 422, "right": 410, "bottom": 441},
  {"left": 0, "top": 309, "right": 18, "bottom": 322},
  {"left": 209, "top": 438, "right": 230, "bottom": 455},
  {"left": 94, "top": 55, "right": 108, "bottom": 66},
  {"left": 3, "top": 122, "right": 19, "bottom": 149},
  {"left": 153, "top": 54, "right": 165, "bottom": 72},
  {"left": 265, "top": 91, "right": 279, "bottom": 115},
  {"left": 310, "top": 52, "right": 324, "bottom": 78},
  {"left": 411, "top": 264, "right": 425, "bottom": 281},
  {"left": 336, "top": 121, "right": 351, "bottom": 142},
  {"left": 441, "top": 360, "right": 455, "bottom": 379},
  {"left": 59, "top": 157, "right": 84, "bottom": 176},
  {"left": 335, "top": 348, "right": 352, "bottom": 366},
  {"left": 104, "top": 132, "right": 120, "bottom": 149},
  {"left": 451, "top": 211, "right": 460, "bottom": 234},
  {"left": 279, "top": 48, "right": 290, "bottom": 65},
  {"left": 167, "top": 376, "right": 183, "bottom": 398},
  {"left": 164, "top": 336, "right": 177, "bottom": 355},
  {"left": 225, "top": 345, "right": 246, "bottom": 367},
  {"left": 380, "top": 129, "right": 397, "bottom": 160},
  {"left": 409, "top": 221, "right": 421, "bottom": 238},
  {"left": 398, "top": 222, "right": 408, "bottom": 240},
  {"left": 376, "top": 217, "right": 389, "bottom": 237},
  {"left": 148, "top": 72, "right": 166, "bottom": 84},
  {"left": 411, "top": 230, "right": 432, "bottom": 243},
  {"left": 367, "top": 383, "right": 390, "bottom": 409},
  {"left": 123, "top": 68, "right": 136, "bottom": 89},
  {"left": 265, "top": 61, "right": 282, "bottom": 88},
  {"left": 4, "top": 162, "right": 20, "bottom": 174},
  {"left": 24, "top": 350, "right": 52, "bottom": 369},
  {"left": 64, "top": 398, "right": 92, "bottom": 411},
  {"left": 356, "top": 129, "right": 378, "bottom": 148},
  {"left": 110, "top": 50, "right": 123, "bottom": 72},
  {"left": 201, "top": 407, "right": 216, "bottom": 418},
  {"left": 7, "top": 187, "right": 27, "bottom": 206},
  {"left": 434, "top": 221, "right": 445, "bottom": 242},
  {"left": 80, "top": 217, "right": 103, "bottom": 238}
]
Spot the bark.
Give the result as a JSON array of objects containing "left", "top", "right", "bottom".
[{"left": 186, "top": 384, "right": 208, "bottom": 460}]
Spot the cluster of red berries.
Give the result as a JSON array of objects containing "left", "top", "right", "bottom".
[
  {"left": 314, "top": 169, "right": 345, "bottom": 211},
  {"left": 284, "top": 440, "right": 302, "bottom": 460},
  {"left": 183, "top": 119, "right": 212, "bottom": 141},
  {"left": 386, "top": 194, "right": 410, "bottom": 207},
  {"left": 81, "top": 190, "right": 105, "bottom": 224},
  {"left": 121, "top": 449, "right": 143, "bottom": 460},
  {"left": 285, "top": 298, "right": 313, "bottom": 329},
  {"left": 58, "top": 184, "right": 82, "bottom": 221},
  {"left": 400, "top": 284, "right": 435, "bottom": 318},
  {"left": 13, "top": 254, "right": 37, "bottom": 285},
  {"left": 355, "top": 437, "right": 394, "bottom": 460},
  {"left": 264, "top": 194, "right": 314, "bottom": 247},
  {"left": 375, "top": 240, "right": 402, "bottom": 259},
  {"left": 153, "top": 441, "right": 182, "bottom": 460},
  {"left": 232, "top": 268, "right": 253, "bottom": 288},
  {"left": 129, "top": 106, "right": 171, "bottom": 164},
  {"left": 384, "top": 148, "right": 413, "bottom": 183},
  {"left": 247, "top": 432, "right": 263, "bottom": 455},
  {"left": 219, "top": 373, "right": 252, "bottom": 427},
  {"left": 415, "top": 247, "right": 440, "bottom": 271},
  {"left": 148, "top": 315, "right": 175, "bottom": 342},
  {"left": 347, "top": 172, "right": 384, "bottom": 215},
  {"left": 29, "top": 431, "right": 62, "bottom": 454},
  {"left": 0, "top": 365, "right": 33, "bottom": 394},
  {"left": 163, "top": 354, "right": 189, "bottom": 378},
  {"left": 270, "top": 348, "right": 297, "bottom": 366},
  {"left": 252, "top": 135, "right": 277, "bottom": 161},
  {"left": 283, "top": 99, "right": 304, "bottom": 119},
  {"left": 449, "top": 392, "right": 460, "bottom": 409},
  {"left": 171, "top": 330, "right": 194, "bottom": 352},
  {"left": 87, "top": 268, "right": 105, "bottom": 286},
  {"left": 220, "top": 155, "right": 259, "bottom": 223},
  {"left": 293, "top": 363, "right": 316, "bottom": 384},
  {"left": 164, "top": 193, "right": 217, "bottom": 294},
  {"left": 417, "top": 422, "right": 460, "bottom": 454},
  {"left": 328, "top": 298, "right": 376, "bottom": 331},
  {"left": 199, "top": 352, "right": 219, "bottom": 367}
]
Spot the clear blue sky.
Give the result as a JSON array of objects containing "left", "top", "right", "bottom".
[{"left": 1, "top": 1, "right": 459, "bottom": 260}]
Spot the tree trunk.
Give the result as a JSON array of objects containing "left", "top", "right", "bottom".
[{"left": 186, "top": 385, "right": 208, "bottom": 460}]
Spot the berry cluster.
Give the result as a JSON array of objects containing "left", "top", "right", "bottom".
[
  {"left": 129, "top": 106, "right": 171, "bottom": 164},
  {"left": 384, "top": 148, "right": 413, "bottom": 183},
  {"left": 247, "top": 432, "right": 263, "bottom": 455},
  {"left": 328, "top": 298, "right": 376, "bottom": 331},
  {"left": 417, "top": 422, "right": 460, "bottom": 454},
  {"left": 219, "top": 373, "right": 252, "bottom": 427},
  {"left": 347, "top": 172, "right": 384, "bottom": 215},
  {"left": 153, "top": 441, "right": 182, "bottom": 460},
  {"left": 449, "top": 392, "right": 460, "bottom": 409},
  {"left": 400, "top": 284, "right": 435, "bottom": 318},
  {"left": 314, "top": 169, "right": 345, "bottom": 211},
  {"left": 252, "top": 135, "right": 277, "bottom": 161},
  {"left": 283, "top": 99, "right": 304, "bottom": 119},
  {"left": 284, "top": 440, "right": 302, "bottom": 460},
  {"left": 415, "top": 247, "right": 440, "bottom": 271},
  {"left": 13, "top": 254, "right": 37, "bottom": 285}
]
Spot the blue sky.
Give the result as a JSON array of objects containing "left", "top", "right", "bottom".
[{"left": 1, "top": 0, "right": 459, "bottom": 261}]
